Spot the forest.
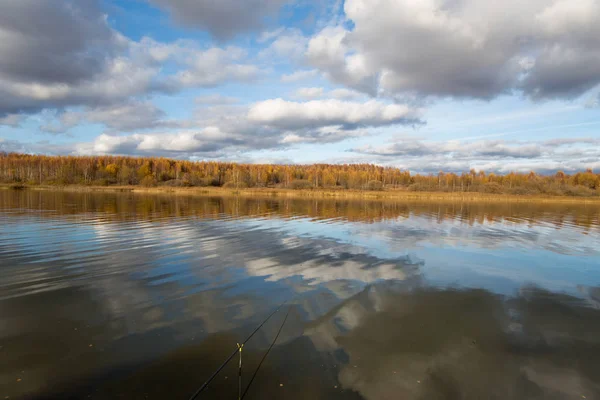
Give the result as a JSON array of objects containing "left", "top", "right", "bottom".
[{"left": 1, "top": 152, "right": 599, "bottom": 197}]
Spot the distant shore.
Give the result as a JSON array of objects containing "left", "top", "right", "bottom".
[{"left": 3, "top": 184, "right": 600, "bottom": 204}]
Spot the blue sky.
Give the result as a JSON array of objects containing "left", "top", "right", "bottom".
[{"left": 0, "top": 0, "right": 599, "bottom": 173}]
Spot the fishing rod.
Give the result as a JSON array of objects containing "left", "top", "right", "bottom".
[
  {"left": 240, "top": 305, "right": 291, "bottom": 400},
  {"left": 187, "top": 298, "right": 291, "bottom": 400}
]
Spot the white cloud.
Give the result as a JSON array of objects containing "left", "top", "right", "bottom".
[
  {"left": 306, "top": 0, "right": 600, "bottom": 100},
  {"left": 1, "top": 54, "right": 162, "bottom": 113},
  {"left": 306, "top": 26, "right": 378, "bottom": 96},
  {"left": 195, "top": 94, "right": 240, "bottom": 105},
  {"left": 0, "top": 137, "right": 76, "bottom": 155},
  {"left": 0, "top": 138, "right": 24, "bottom": 153},
  {"left": 329, "top": 88, "right": 365, "bottom": 100},
  {"left": 168, "top": 47, "right": 262, "bottom": 88},
  {"left": 248, "top": 98, "right": 422, "bottom": 130},
  {"left": 4, "top": 96, "right": 425, "bottom": 158},
  {"left": 280, "top": 69, "right": 319, "bottom": 83},
  {"left": 355, "top": 140, "right": 544, "bottom": 159},
  {"left": 74, "top": 98, "right": 407, "bottom": 156},
  {"left": 280, "top": 125, "right": 369, "bottom": 144},
  {"left": 148, "top": 0, "right": 288, "bottom": 40},
  {"left": 259, "top": 29, "right": 308, "bottom": 61},
  {"left": 190, "top": 99, "right": 407, "bottom": 147},
  {"left": 257, "top": 27, "right": 286, "bottom": 43},
  {"left": 0, "top": 0, "right": 128, "bottom": 114},
  {"left": 293, "top": 87, "right": 366, "bottom": 100},
  {"left": 41, "top": 101, "right": 172, "bottom": 133},
  {"left": 85, "top": 102, "right": 168, "bottom": 131},
  {"left": 1, "top": 37, "right": 259, "bottom": 116},
  {"left": 0, "top": 0, "right": 124, "bottom": 87},
  {"left": 294, "top": 87, "right": 325, "bottom": 99},
  {"left": 585, "top": 94, "right": 600, "bottom": 108},
  {"left": 0, "top": 114, "right": 25, "bottom": 128},
  {"left": 0, "top": 2, "right": 262, "bottom": 117},
  {"left": 535, "top": 0, "right": 600, "bottom": 37},
  {"left": 351, "top": 137, "right": 600, "bottom": 173},
  {"left": 85, "top": 129, "right": 237, "bottom": 155}
]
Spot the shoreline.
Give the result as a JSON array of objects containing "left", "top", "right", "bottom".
[{"left": 2, "top": 184, "right": 600, "bottom": 204}]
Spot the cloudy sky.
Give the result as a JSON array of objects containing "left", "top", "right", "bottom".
[{"left": 0, "top": 0, "right": 599, "bottom": 173}]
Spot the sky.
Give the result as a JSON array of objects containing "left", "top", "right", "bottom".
[{"left": 0, "top": 0, "right": 599, "bottom": 174}]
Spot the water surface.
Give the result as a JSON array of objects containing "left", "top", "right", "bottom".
[{"left": 1, "top": 190, "right": 600, "bottom": 399}]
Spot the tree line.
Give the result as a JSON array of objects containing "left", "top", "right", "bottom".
[{"left": 1, "top": 152, "right": 599, "bottom": 196}]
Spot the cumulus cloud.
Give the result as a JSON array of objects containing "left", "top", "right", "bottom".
[
  {"left": 165, "top": 47, "right": 262, "bottom": 89},
  {"left": 306, "top": 26, "right": 378, "bottom": 96},
  {"left": 0, "top": 114, "right": 25, "bottom": 128},
  {"left": 294, "top": 87, "right": 366, "bottom": 100},
  {"left": 584, "top": 93, "right": 600, "bottom": 108},
  {"left": 74, "top": 100, "right": 377, "bottom": 156},
  {"left": 41, "top": 102, "right": 172, "bottom": 134},
  {"left": 258, "top": 28, "right": 308, "bottom": 61},
  {"left": 190, "top": 99, "right": 411, "bottom": 148},
  {"left": 84, "top": 130, "right": 237, "bottom": 155},
  {"left": 3, "top": 96, "right": 423, "bottom": 158},
  {"left": 85, "top": 102, "right": 169, "bottom": 131},
  {"left": 70, "top": 104, "right": 279, "bottom": 156},
  {"left": 195, "top": 95, "right": 240, "bottom": 105},
  {"left": 248, "top": 99, "right": 422, "bottom": 130},
  {"left": 306, "top": 0, "right": 600, "bottom": 100},
  {"left": 280, "top": 69, "right": 319, "bottom": 83},
  {"left": 148, "top": 0, "right": 288, "bottom": 40},
  {"left": 279, "top": 125, "right": 370, "bottom": 145},
  {"left": 0, "top": 138, "right": 76, "bottom": 155},
  {"left": 351, "top": 137, "right": 600, "bottom": 173},
  {"left": 0, "top": 0, "right": 123, "bottom": 86},
  {"left": 355, "top": 140, "right": 543, "bottom": 159},
  {"left": 257, "top": 27, "right": 286, "bottom": 43},
  {"left": 294, "top": 87, "right": 325, "bottom": 99},
  {"left": 1, "top": 133, "right": 237, "bottom": 159},
  {"left": 0, "top": 1, "right": 262, "bottom": 118},
  {"left": 0, "top": 138, "right": 25, "bottom": 153},
  {"left": 2, "top": 52, "right": 167, "bottom": 116},
  {"left": 0, "top": 0, "right": 125, "bottom": 115},
  {"left": 329, "top": 88, "right": 365, "bottom": 100}
]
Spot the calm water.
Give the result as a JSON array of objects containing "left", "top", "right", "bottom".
[{"left": 1, "top": 190, "right": 600, "bottom": 400}]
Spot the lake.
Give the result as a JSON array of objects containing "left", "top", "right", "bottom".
[{"left": 1, "top": 190, "right": 600, "bottom": 400}]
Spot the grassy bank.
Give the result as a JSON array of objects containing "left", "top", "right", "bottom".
[{"left": 3, "top": 183, "right": 600, "bottom": 204}]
